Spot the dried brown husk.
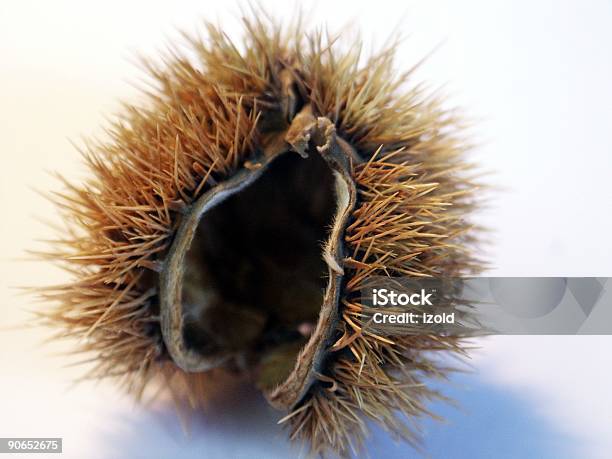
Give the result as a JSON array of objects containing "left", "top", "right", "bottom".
[{"left": 37, "top": 11, "right": 482, "bottom": 458}]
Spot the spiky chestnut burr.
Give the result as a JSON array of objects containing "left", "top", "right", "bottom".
[{"left": 38, "top": 13, "right": 481, "bottom": 458}]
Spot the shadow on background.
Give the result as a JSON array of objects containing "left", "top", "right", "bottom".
[
  {"left": 99, "top": 371, "right": 576, "bottom": 459},
  {"left": 366, "top": 372, "right": 577, "bottom": 459},
  {"left": 99, "top": 381, "right": 297, "bottom": 458}
]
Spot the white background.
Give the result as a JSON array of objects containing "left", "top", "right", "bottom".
[{"left": 1, "top": 1, "right": 611, "bottom": 458}]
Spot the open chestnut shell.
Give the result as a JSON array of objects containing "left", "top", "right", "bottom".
[{"left": 40, "top": 14, "right": 480, "bottom": 457}]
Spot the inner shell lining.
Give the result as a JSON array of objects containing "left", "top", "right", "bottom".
[{"left": 180, "top": 151, "right": 337, "bottom": 386}]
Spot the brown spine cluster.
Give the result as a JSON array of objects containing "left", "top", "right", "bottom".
[
  {"left": 38, "top": 12, "right": 481, "bottom": 457},
  {"left": 284, "top": 145, "right": 480, "bottom": 455}
]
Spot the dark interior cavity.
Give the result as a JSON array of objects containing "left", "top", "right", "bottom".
[{"left": 181, "top": 151, "right": 337, "bottom": 386}]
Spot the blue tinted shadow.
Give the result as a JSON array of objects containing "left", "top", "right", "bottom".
[{"left": 364, "top": 372, "right": 577, "bottom": 459}]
